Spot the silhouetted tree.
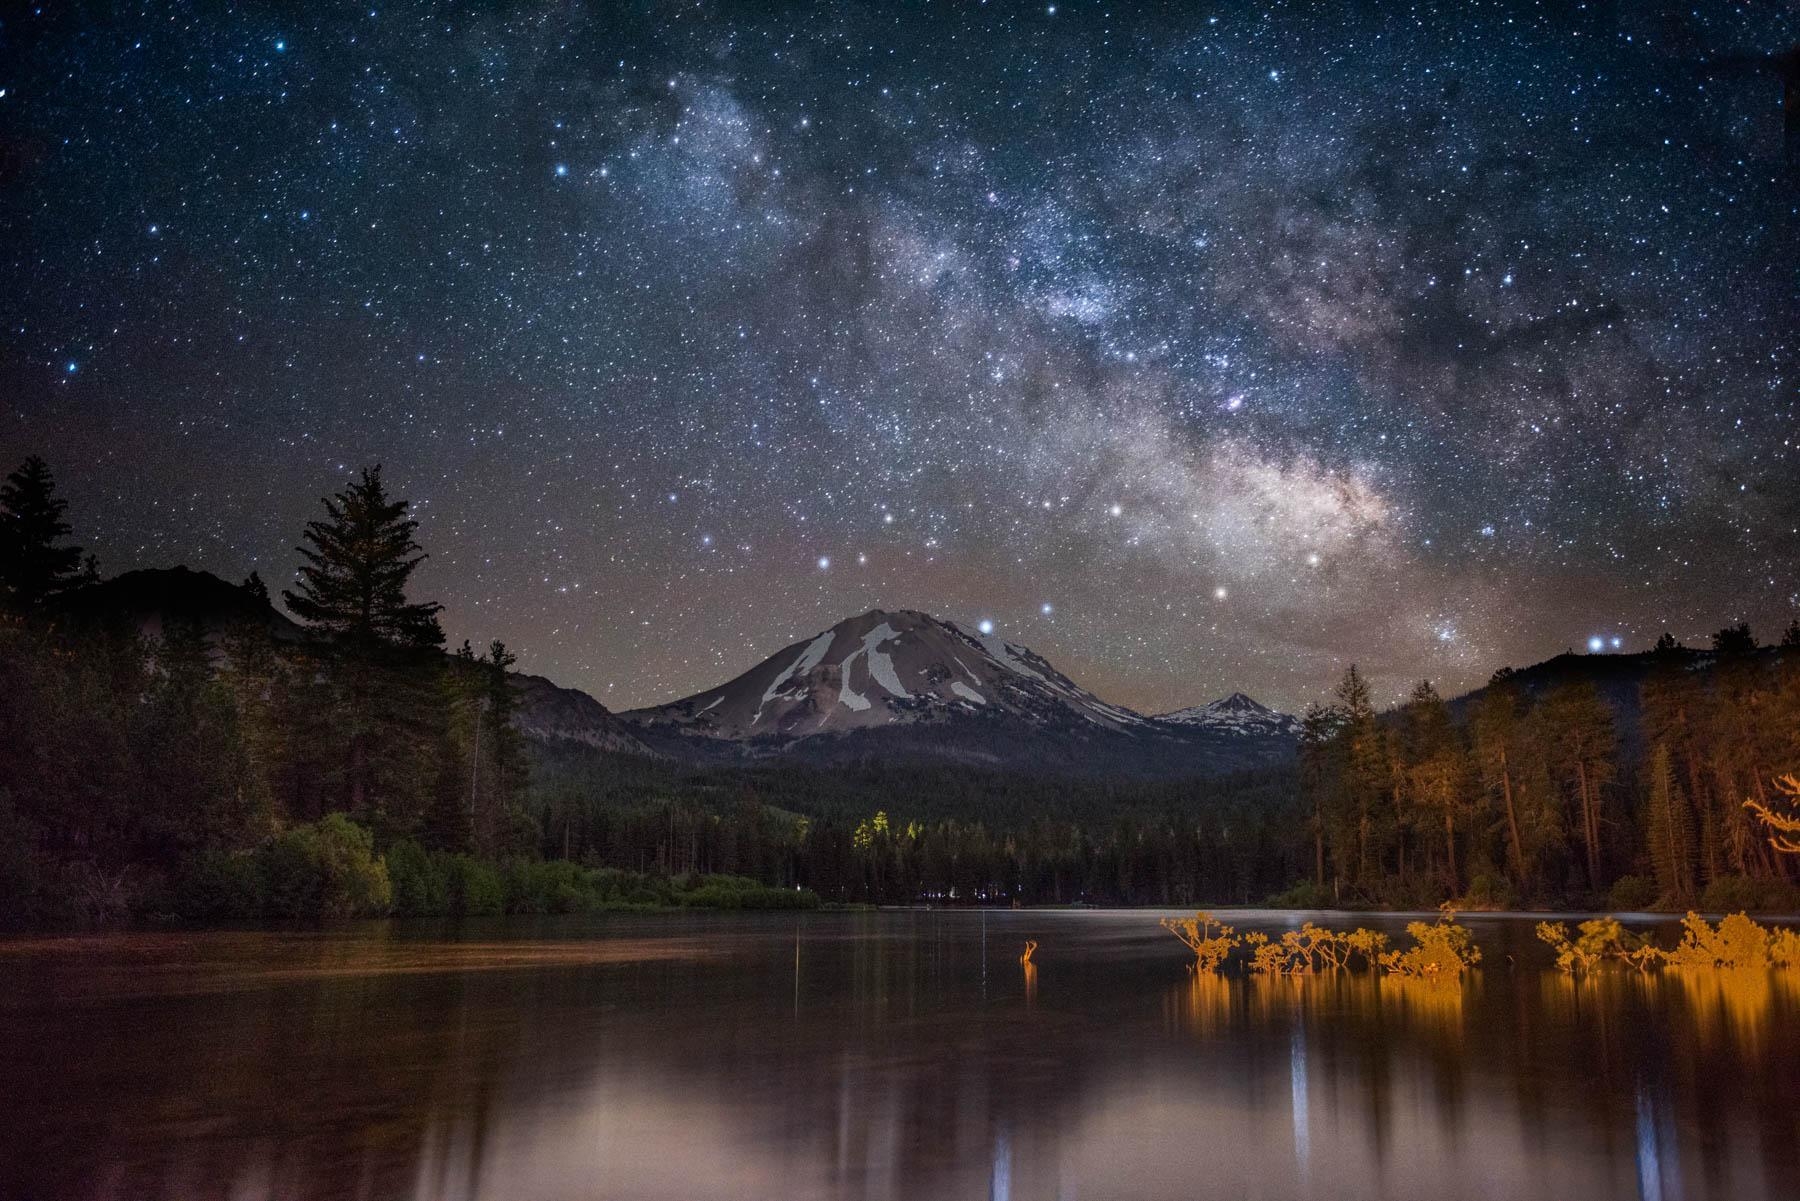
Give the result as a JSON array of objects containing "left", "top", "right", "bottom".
[
  {"left": 0, "top": 456, "right": 92, "bottom": 610},
  {"left": 1711, "top": 623, "right": 1756, "bottom": 654},
  {"left": 283, "top": 466, "right": 443, "bottom": 649},
  {"left": 283, "top": 467, "right": 445, "bottom": 827}
]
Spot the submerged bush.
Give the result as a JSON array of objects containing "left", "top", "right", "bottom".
[
  {"left": 1378, "top": 907, "right": 1481, "bottom": 980},
  {"left": 1536, "top": 917, "right": 1658, "bottom": 973},
  {"left": 1160, "top": 912, "right": 1242, "bottom": 972},
  {"left": 1665, "top": 911, "right": 1773, "bottom": 970},
  {"left": 1535, "top": 911, "right": 1800, "bottom": 973},
  {"left": 1245, "top": 923, "right": 1389, "bottom": 975}
]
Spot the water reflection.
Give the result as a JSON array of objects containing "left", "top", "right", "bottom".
[{"left": 1, "top": 912, "right": 1797, "bottom": 1200}]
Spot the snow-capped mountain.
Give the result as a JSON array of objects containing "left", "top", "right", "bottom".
[
  {"left": 1155, "top": 693, "right": 1302, "bottom": 739},
  {"left": 625, "top": 609, "right": 1150, "bottom": 740},
  {"left": 619, "top": 609, "right": 1299, "bottom": 776}
]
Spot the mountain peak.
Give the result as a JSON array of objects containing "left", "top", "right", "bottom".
[
  {"left": 1156, "top": 692, "right": 1299, "bottom": 737},
  {"left": 624, "top": 609, "right": 1149, "bottom": 741}
]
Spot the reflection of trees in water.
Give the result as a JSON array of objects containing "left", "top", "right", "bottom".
[
  {"left": 10, "top": 917, "right": 1800, "bottom": 1201},
  {"left": 1665, "top": 966, "right": 1800, "bottom": 1057},
  {"left": 1532, "top": 964, "right": 1800, "bottom": 1197},
  {"left": 1157, "top": 969, "right": 1476, "bottom": 1171},
  {"left": 1164, "top": 966, "right": 1234, "bottom": 1035}
]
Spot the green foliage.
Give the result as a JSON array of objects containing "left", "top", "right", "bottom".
[
  {"left": 1607, "top": 875, "right": 1658, "bottom": 911},
  {"left": 675, "top": 873, "right": 821, "bottom": 910},
  {"left": 386, "top": 839, "right": 450, "bottom": 917},
  {"left": 172, "top": 849, "right": 264, "bottom": 920},
  {"left": 257, "top": 814, "right": 392, "bottom": 919},
  {"left": 1459, "top": 872, "right": 1515, "bottom": 910},
  {"left": 1698, "top": 874, "right": 1800, "bottom": 914},
  {"left": 442, "top": 854, "right": 506, "bottom": 916},
  {"left": 1264, "top": 880, "right": 1335, "bottom": 908}
]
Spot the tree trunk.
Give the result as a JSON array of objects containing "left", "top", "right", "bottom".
[
  {"left": 1444, "top": 808, "right": 1458, "bottom": 895},
  {"left": 1576, "top": 759, "right": 1600, "bottom": 888},
  {"left": 1499, "top": 747, "right": 1525, "bottom": 883}
]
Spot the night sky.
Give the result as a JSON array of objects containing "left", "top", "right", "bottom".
[{"left": 3, "top": 2, "right": 1796, "bottom": 714}]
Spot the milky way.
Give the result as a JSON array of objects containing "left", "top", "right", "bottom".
[{"left": 3, "top": 2, "right": 1795, "bottom": 712}]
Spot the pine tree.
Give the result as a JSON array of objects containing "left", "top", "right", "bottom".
[
  {"left": 1711, "top": 623, "right": 1756, "bottom": 654},
  {"left": 1781, "top": 620, "right": 1800, "bottom": 649},
  {"left": 1401, "top": 681, "right": 1466, "bottom": 895},
  {"left": 1540, "top": 680, "right": 1616, "bottom": 892},
  {"left": 1471, "top": 684, "right": 1530, "bottom": 890},
  {"left": 1645, "top": 741, "right": 1696, "bottom": 903},
  {"left": 1298, "top": 701, "right": 1344, "bottom": 887},
  {"left": 283, "top": 466, "right": 443, "bottom": 649},
  {"left": 282, "top": 467, "right": 444, "bottom": 826},
  {"left": 0, "top": 456, "right": 91, "bottom": 610},
  {"left": 1333, "top": 665, "right": 1387, "bottom": 893}
]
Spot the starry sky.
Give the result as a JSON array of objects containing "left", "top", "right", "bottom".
[{"left": 3, "top": 1, "right": 1796, "bottom": 714}]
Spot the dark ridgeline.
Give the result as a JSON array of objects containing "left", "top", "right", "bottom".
[{"left": 1, "top": 454, "right": 1798, "bottom": 926}]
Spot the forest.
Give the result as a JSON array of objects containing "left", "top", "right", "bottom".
[{"left": 2, "top": 454, "right": 1798, "bottom": 926}]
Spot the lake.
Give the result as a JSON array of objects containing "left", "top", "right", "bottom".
[{"left": 2, "top": 910, "right": 1797, "bottom": 1200}]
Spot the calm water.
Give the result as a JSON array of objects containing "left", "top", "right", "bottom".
[{"left": 2, "top": 910, "right": 1798, "bottom": 1201}]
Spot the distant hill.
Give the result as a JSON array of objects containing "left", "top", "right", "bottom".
[{"left": 51, "top": 566, "right": 654, "bottom": 758}]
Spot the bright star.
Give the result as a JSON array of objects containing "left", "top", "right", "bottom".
[
  {"left": 1040, "top": 602, "right": 1053, "bottom": 615},
  {"left": 977, "top": 619, "right": 995, "bottom": 635},
  {"left": 1214, "top": 586, "right": 1228, "bottom": 600},
  {"left": 1587, "top": 636, "right": 1605, "bottom": 653},
  {"left": 816, "top": 556, "right": 830, "bottom": 570}
]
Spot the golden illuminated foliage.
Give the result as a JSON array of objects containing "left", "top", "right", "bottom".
[
  {"left": 1244, "top": 923, "right": 1390, "bottom": 975},
  {"left": 1535, "top": 911, "right": 1799, "bottom": 977},
  {"left": 1744, "top": 773, "right": 1800, "bottom": 854},
  {"left": 1664, "top": 911, "right": 1773, "bottom": 969},
  {"left": 1160, "top": 911, "right": 1241, "bottom": 972},
  {"left": 1536, "top": 917, "right": 1658, "bottom": 973},
  {"left": 1377, "top": 906, "right": 1481, "bottom": 979}
]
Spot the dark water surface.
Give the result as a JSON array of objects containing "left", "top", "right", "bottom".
[{"left": 3, "top": 910, "right": 1798, "bottom": 1201}]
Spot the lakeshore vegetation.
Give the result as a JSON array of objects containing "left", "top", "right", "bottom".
[{"left": 2, "top": 454, "right": 1799, "bottom": 927}]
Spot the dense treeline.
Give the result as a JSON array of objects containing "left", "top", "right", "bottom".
[
  {"left": 1297, "top": 637, "right": 1800, "bottom": 912},
  {"left": 0, "top": 458, "right": 817, "bottom": 924},
  {"left": 3, "top": 454, "right": 1798, "bottom": 924}
]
